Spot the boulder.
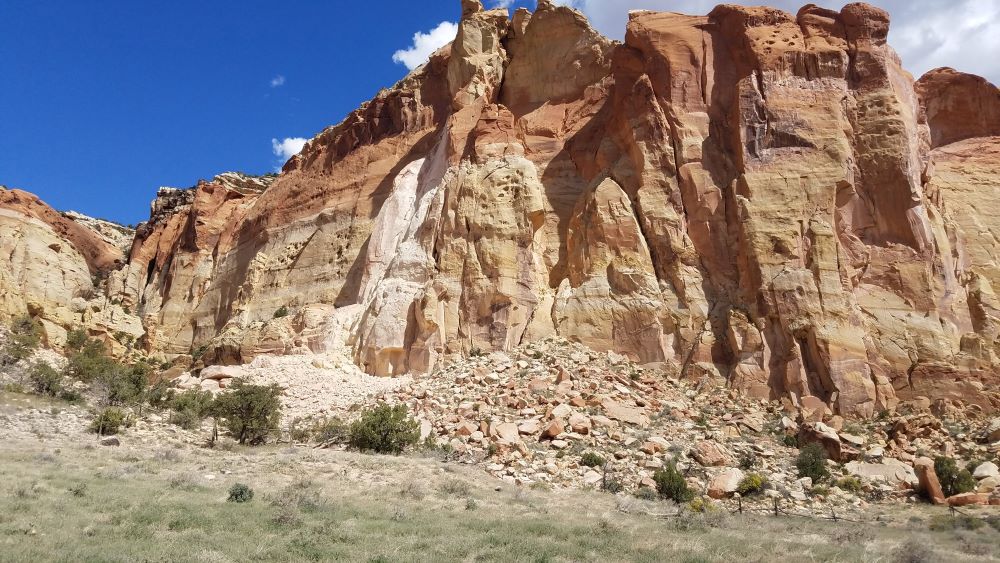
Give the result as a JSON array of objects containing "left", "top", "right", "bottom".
[
  {"left": 568, "top": 413, "right": 591, "bottom": 434},
  {"left": 844, "top": 459, "right": 918, "bottom": 488},
  {"left": 517, "top": 419, "right": 540, "bottom": 435},
  {"left": 691, "top": 441, "right": 733, "bottom": 467},
  {"left": 541, "top": 419, "right": 565, "bottom": 440},
  {"left": 973, "top": 461, "right": 999, "bottom": 480},
  {"left": 946, "top": 493, "right": 990, "bottom": 507},
  {"left": 600, "top": 399, "right": 650, "bottom": 427},
  {"left": 799, "top": 422, "right": 857, "bottom": 462},
  {"left": 200, "top": 365, "right": 245, "bottom": 381},
  {"left": 987, "top": 419, "right": 1000, "bottom": 443},
  {"left": 495, "top": 422, "right": 520, "bottom": 443},
  {"left": 976, "top": 476, "right": 1000, "bottom": 493},
  {"left": 707, "top": 468, "right": 745, "bottom": 499},
  {"left": 913, "top": 457, "right": 947, "bottom": 505},
  {"left": 455, "top": 421, "right": 477, "bottom": 437}
]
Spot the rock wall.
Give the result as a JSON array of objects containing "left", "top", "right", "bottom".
[
  {"left": 21, "top": 1, "right": 996, "bottom": 416},
  {"left": 0, "top": 187, "right": 141, "bottom": 351}
]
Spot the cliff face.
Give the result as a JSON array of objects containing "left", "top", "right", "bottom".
[
  {"left": 9, "top": 1, "right": 997, "bottom": 416},
  {"left": 0, "top": 187, "right": 142, "bottom": 351}
]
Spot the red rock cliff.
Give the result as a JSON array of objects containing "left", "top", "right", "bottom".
[{"left": 103, "top": 1, "right": 1000, "bottom": 417}]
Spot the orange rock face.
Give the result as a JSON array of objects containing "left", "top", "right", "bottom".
[
  {"left": 10, "top": 1, "right": 997, "bottom": 417},
  {"left": 0, "top": 187, "right": 140, "bottom": 350}
]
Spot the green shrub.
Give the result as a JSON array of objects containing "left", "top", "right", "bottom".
[
  {"left": 227, "top": 483, "right": 254, "bottom": 503},
  {"left": 90, "top": 407, "right": 129, "bottom": 435},
  {"left": 191, "top": 344, "right": 209, "bottom": 361},
  {"left": 212, "top": 380, "right": 282, "bottom": 445},
  {"left": 146, "top": 380, "right": 176, "bottom": 409},
  {"left": 934, "top": 456, "right": 976, "bottom": 497},
  {"left": 653, "top": 461, "right": 694, "bottom": 503},
  {"left": 796, "top": 443, "right": 829, "bottom": 482},
  {"left": 65, "top": 328, "right": 89, "bottom": 352},
  {"left": 580, "top": 452, "right": 606, "bottom": 468},
  {"left": 273, "top": 306, "right": 289, "bottom": 319},
  {"left": 602, "top": 477, "right": 625, "bottom": 494},
  {"left": 168, "top": 389, "right": 215, "bottom": 430},
  {"left": 287, "top": 416, "right": 349, "bottom": 444},
  {"left": 348, "top": 404, "right": 420, "bottom": 454},
  {"left": 101, "top": 362, "right": 150, "bottom": 406},
  {"left": 810, "top": 485, "right": 830, "bottom": 497},
  {"left": 738, "top": 451, "right": 760, "bottom": 470},
  {"left": 288, "top": 418, "right": 314, "bottom": 443},
  {"left": 836, "top": 476, "right": 863, "bottom": 493},
  {"left": 58, "top": 388, "right": 84, "bottom": 405},
  {"left": 169, "top": 408, "right": 204, "bottom": 431},
  {"left": 64, "top": 339, "right": 116, "bottom": 382},
  {"left": 736, "top": 473, "right": 767, "bottom": 496},
  {"left": 28, "top": 361, "right": 63, "bottom": 396},
  {"left": 1, "top": 316, "right": 42, "bottom": 366},
  {"left": 688, "top": 497, "right": 714, "bottom": 513},
  {"left": 313, "top": 417, "right": 350, "bottom": 444}
]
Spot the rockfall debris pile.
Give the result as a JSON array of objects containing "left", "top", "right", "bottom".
[{"left": 370, "top": 338, "right": 1000, "bottom": 512}]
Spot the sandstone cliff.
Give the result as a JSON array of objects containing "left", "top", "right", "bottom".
[
  {"left": 6, "top": 2, "right": 999, "bottom": 417},
  {"left": 0, "top": 187, "right": 142, "bottom": 351}
]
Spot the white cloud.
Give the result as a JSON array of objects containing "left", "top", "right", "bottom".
[
  {"left": 271, "top": 137, "right": 307, "bottom": 162},
  {"left": 270, "top": 75, "right": 286, "bottom": 88},
  {"left": 392, "top": 21, "right": 459, "bottom": 71},
  {"left": 490, "top": 0, "right": 516, "bottom": 8},
  {"left": 555, "top": 0, "right": 1000, "bottom": 85}
]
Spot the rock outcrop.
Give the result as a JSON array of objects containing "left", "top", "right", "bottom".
[
  {"left": 0, "top": 187, "right": 141, "bottom": 351},
  {"left": 5, "top": 2, "right": 1000, "bottom": 418}
]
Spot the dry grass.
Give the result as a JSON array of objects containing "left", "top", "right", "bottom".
[{"left": 1, "top": 391, "right": 999, "bottom": 561}]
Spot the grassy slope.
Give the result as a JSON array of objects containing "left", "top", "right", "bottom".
[{"left": 1, "top": 391, "right": 999, "bottom": 562}]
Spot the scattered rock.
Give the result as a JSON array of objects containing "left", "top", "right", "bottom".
[{"left": 913, "top": 457, "right": 946, "bottom": 505}]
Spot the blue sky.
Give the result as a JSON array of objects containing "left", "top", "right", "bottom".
[
  {"left": 0, "top": 1, "right": 524, "bottom": 224},
  {"left": 2, "top": 0, "right": 996, "bottom": 224}
]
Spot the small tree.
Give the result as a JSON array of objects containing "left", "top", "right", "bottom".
[
  {"left": 227, "top": 483, "right": 254, "bottom": 503},
  {"left": 28, "top": 361, "right": 63, "bottom": 396},
  {"left": 64, "top": 338, "right": 116, "bottom": 382},
  {"left": 101, "top": 362, "right": 151, "bottom": 406},
  {"left": 580, "top": 452, "right": 606, "bottom": 468},
  {"left": 90, "top": 407, "right": 129, "bottom": 435},
  {"left": 313, "top": 417, "right": 350, "bottom": 444},
  {"left": 796, "top": 443, "right": 829, "bottom": 482},
  {"left": 653, "top": 461, "right": 694, "bottom": 502},
  {"left": 65, "top": 328, "right": 89, "bottom": 352},
  {"left": 1, "top": 316, "right": 42, "bottom": 366},
  {"left": 168, "top": 389, "right": 216, "bottom": 430},
  {"left": 212, "top": 380, "right": 283, "bottom": 445},
  {"left": 348, "top": 404, "right": 420, "bottom": 454},
  {"left": 935, "top": 456, "right": 976, "bottom": 497}
]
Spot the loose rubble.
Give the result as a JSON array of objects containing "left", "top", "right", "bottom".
[{"left": 361, "top": 338, "right": 1000, "bottom": 513}]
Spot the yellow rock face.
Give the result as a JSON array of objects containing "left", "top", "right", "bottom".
[
  {"left": 0, "top": 188, "right": 141, "bottom": 353},
  {"left": 6, "top": 3, "right": 996, "bottom": 417}
]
